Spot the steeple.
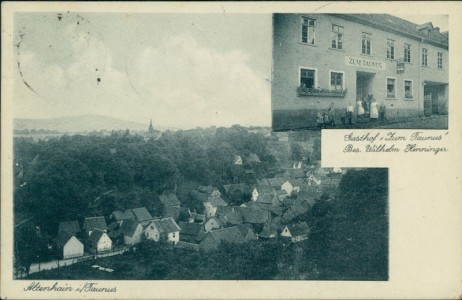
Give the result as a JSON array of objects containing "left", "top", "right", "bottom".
[{"left": 148, "top": 119, "right": 154, "bottom": 133}]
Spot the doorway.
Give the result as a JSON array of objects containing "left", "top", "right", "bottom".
[{"left": 356, "top": 71, "right": 375, "bottom": 115}]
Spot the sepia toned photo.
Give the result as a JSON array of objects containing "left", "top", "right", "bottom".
[
  {"left": 10, "top": 11, "right": 389, "bottom": 282},
  {"left": 272, "top": 14, "right": 449, "bottom": 131},
  {"left": 2, "top": 2, "right": 462, "bottom": 300}
]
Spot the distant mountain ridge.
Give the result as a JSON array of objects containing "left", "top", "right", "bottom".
[{"left": 14, "top": 115, "right": 155, "bottom": 133}]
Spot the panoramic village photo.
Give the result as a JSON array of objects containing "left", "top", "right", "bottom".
[
  {"left": 272, "top": 14, "right": 449, "bottom": 131},
  {"left": 12, "top": 12, "right": 388, "bottom": 281}
]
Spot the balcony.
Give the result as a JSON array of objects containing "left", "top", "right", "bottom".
[{"left": 297, "top": 86, "right": 347, "bottom": 97}]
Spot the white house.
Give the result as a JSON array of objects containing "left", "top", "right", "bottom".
[
  {"left": 88, "top": 229, "right": 112, "bottom": 253},
  {"left": 144, "top": 218, "right": 181, "bottom": 244},
  {"left": 281, "top": 222, "right": 310, "bottom": 243},
  {"left": 120, "top": 219, "right": 144, "bottom": 246},
  {"left": 55, "top": 233, "right": 84, "bottom": 259}
]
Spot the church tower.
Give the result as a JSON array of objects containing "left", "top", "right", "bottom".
[{"left": 148, "top": 119, "right": 154, "bottom": 133}]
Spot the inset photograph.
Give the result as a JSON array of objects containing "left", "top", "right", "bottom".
[{"left": 272, "top": 14, "right": 448, "bottom": 131}]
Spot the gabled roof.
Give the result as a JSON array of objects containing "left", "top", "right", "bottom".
[
  {"left": 198, "top": 185, "right": 220, "bottom": 196},
  {"left": 58, "top": 221, "right": 81, "bottom": 235},
  {"left": 256, "top": 185, "right": 278, "bottom": 196},
  {"left": 178, "top": 222, "right": 203, "bottom": 236},
  {"left": 205, "top": 195, "right": 228, "bottom": 207},
  {"left": 83, "top": 217, "right": 107, "bottom": 231},
  {"left": 159, "top": 194, "right": 181, "bottom": 207},
  {"left": 88, "top": 229, "right": 108, "bottom": 243},
  {"left": 216, "top": 205, "right": 234, "bottom": 215},
  {"left": 54, "top": 231, "right": 78, "bottom": 248},
  {"left": 111, "top": 210, "right": 135, "bottom": 221},
  {"left": 206, "top": 226, "right": 246, "bottom": 244},
  {"left": 164, "top": 206, "right": 180, "bottom": 220},
  {"left": 266, "top": 177, "right": 286, "bottom": 187},
  {"left": 218, "top": 209, "right": 243, "bottom": 226},
  {"left": 150, "top": 218, "right": 181, "bottom": 233},
  {"left": 239, "top": 208, "right": 269, "bottom": 224},
  {"left": 120, "top": 219, "right": 141, "bottom": 237},
  {"left": 237, "top": 223, "right": 256, "bottom": 238},
  {"left": 256, "top": 179, "right": 270, "bottom": 186},
  {"left": 257, "top": 194, "right": 277, "bottom": 204},
  {"left": 131, "top": 207, "right": 153, "bottom": 223},
  {"left": 287, "top": 222, "right": 310, "bottom": 237},
  {"left": 259, "top": 222, "right": 279, "bottom": 238},
  {"left": 333, "top": 14, "right": 448, "bottom": 48},
  {"left": 269, "top": 205, "right": 284, "bottom": 216}
]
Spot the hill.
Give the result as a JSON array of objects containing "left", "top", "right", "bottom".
[{"left": 14, "top": 115, "right": 152, "bottom": 133}]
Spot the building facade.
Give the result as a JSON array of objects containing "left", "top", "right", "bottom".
[{"left": 272, "top": 14, "right": 448, "bottom": 130}]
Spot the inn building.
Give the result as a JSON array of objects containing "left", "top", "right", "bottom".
[{"left": 272, "top": 14, "right": 448, "bottom": 130}]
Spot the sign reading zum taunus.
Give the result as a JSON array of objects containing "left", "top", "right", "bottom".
[{"left": 345, "top": 56, "right": 386, "bottom": 70}]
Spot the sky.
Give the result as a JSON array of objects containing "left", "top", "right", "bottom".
[
  {"left": 13, "top": 12, "right": 272, "bottom": 129},
  {"left": 13, "top": 13, "right": 448, "bottom": 129}
]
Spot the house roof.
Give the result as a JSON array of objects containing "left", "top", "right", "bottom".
[
  {"left": 111, "top": 210, "right": 135, "bottom": 221},
  {"left": 207, "top": 226, "right": 246, "bottom": 244},
  {"left": 269, "top": 205, "right": 284, "bottom": 216},
  {"left": 218, "top": 209, "right": 243, "bottom": 226},
  {"left": 266, "top": 177, "right": 286, "bottom": 187},
  {"left": 239, "top": 208, "right": 269, "bottom": 224},
  {"left": 334, "top": 14, "right": 448, "bottom": 48},
  {"left": 257, "top": 194, "right": 277, "bottom": 204},
  {"left": 131, "top": 207, "right": 153, "bottom": 222},
  {"left": 83, "top": 217, "right": 107, "bottom": 231},
  {"left": 216, "top": 205, "right": 234, "bottom": 215},
  {"left": 205, "top": 195, "right": 228, "bottom": 207},
  {"left": 178, "top": 222, "right": 204, "bottom": 236},
  {"left": 151, "top": 218, "right": 181, "bottom": 233},
  {"left": 259, "top": 222, "right": 279, "bottom": 238},
  {"left": 256, "top": 179, "right": 270, "bottom": 186},
  {"left": 88, "top": 229, "right": 108, "bottom": 243},
  {"left": 54, "top": 231, "right": 78, "bottom": 248},
  {"left": 195, "top": 214, "right": 205, "bottom": 222},
  {"left": 256, "top": 185, "right": 277, "bottom": 195},
  {"left": 120, "top": 219, "right": 141, "bottom": 236},
  {"left": 175, "top": 241, "right": 200, "bottom": 251},
  {"left": 287, "top": 222, "right": 310, "bottom": 237},
  {"left": 198, "top": 185, "right": 220, "bottom": 196},
  {"left": 58, "top": 221, "right": 81, "bottom": 235},
  {"left": 237, "top": 223, "right": 256, "bottom": 237},
  {"left": 164, "top": 206, "right": 181, "bottom": 220},
  {"left": 159, "top": 194, "right": 181, "bottom": 207}
]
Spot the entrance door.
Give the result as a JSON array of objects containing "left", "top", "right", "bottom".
[
  {"left": 424, "top": 94, "right": 432, "bottom": 116},
  {"left": 431, "top": 92, "right": 439, "bottom": 115},
  {"left": 356, "top": 71, "right": 375, "bottom": 115}
]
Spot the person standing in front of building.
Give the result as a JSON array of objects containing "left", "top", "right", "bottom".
[
  {"left": 328, "top": 102, "right": 336, "bottom": 127},
  {"left": 347, "top": 102, "right": 354, "bottom": 126},
  {"left": 379, "top": 102, "right": 386, "bottom": 123},
  {"left": 357, "top": 99, "right": 365, "bottom": 120},
  {"left": 370, "top": 98, "right": 379, "bottom": 123},
  {"left": 317, "top": 112, "right": 324, "bottom": 129}
]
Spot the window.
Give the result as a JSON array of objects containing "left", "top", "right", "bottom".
[
  {"left": 330, "top": 24, "right": 344, "bottom": 49},
  {"left": 404, "top": 80, "right": 413, "bottom": 99},
  {"left": 404, "top": 44, "right": 411, "bottom": 63},
  {"left": 362, "top": 32, "right": 372, "bottom": 55},
  {"left": 301, "top": 17, "right": 316, "bottom": 44},
  {"left": 330, "top": 71, "right": 344, "bottom": 90},
  {"left": 387, "top": 78, "right": 396, "bottom": 98},
  {"left": 387, "top": 39, "right": 395, "bottom": 59},
  {"left": 300, "top": 68, "right": 316, "bottom": 89},
  {"left": 422, "top": 48, "right": 428, "bottom": 66},
  {"left": 438, "top": 52, "right": 443, "bottom": 69}
]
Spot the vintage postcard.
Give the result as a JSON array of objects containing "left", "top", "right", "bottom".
[{"left": 1, "top": 1, "right": 461, "bottom": 300}]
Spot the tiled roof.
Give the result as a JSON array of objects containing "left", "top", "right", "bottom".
[
  {"left": 159, "top": 194, "right": 181, "bottom": 207},
  {"left": 178, "top": 222, "right": 203, "bottom": 236},
  {"left": 208, "top": 226, "right": 246, "bottom": 244},
  {"left": 131, "top": 207, "right": 153, "bottom": 222},
  {"left": 83, "top": 217, "right": 107, "bottom": 231},
  {"left": 239, "top": 208, "right": 269, "bottom": 224},
  {"left": 336, "top": 14, "right": 448, "bottom": 47},
  {"left": 237, "top": 223, "right": 256, "bottom": 238},
  {"left": 205, "top": 195, "right": 228, "bottom": 207},
  {"left": 88, "top": 229, "right": 107, "bottom": 243},
  {"left": 222, "top": 183, "right": 252, "bottom": 195},
  {"left": 54, "top": 231, "right": 76, "bottom": 248},
  {"left": 120, "top": 219, "right": 141, "bottom": 236},
  {"left": 151, "top": 218, "right": 181, "bottom": 233},
  {"left": 58, "top": 221, "right": 81, "bottom": 235}
]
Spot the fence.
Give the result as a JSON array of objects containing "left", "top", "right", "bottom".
[{"left": 14, "top": 246, "right": 129, "bottom": 279}]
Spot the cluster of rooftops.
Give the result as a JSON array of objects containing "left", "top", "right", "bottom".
[{"left": 54, "top": 161, "right": 345, "bottom": 257}]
